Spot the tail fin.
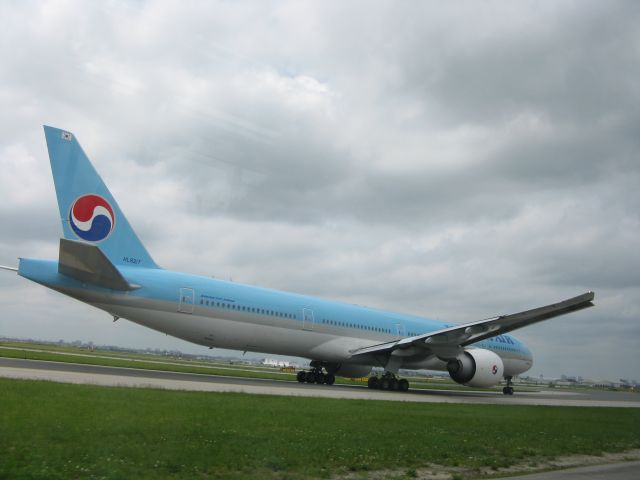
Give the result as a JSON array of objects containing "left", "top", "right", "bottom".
[{"left": 43, "top": 126, "right": 158, "bottom": 269}]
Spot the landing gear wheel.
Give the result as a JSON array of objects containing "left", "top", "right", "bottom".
[
  {"left": 297, "top": 364, "right": 336, "bottom": 386},
  {"left": 375, "top": 372, "right": 408, "bottom": 392},
  {"left": 503, "top": 376, "right": 515, "bottom": 395}
]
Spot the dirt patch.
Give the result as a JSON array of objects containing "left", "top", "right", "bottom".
[
  {"left": 476, "top": 449, "right": 640, "bottom": 478},
  {"left": 333, "top": 449, "right": 640, "bottom": 479}
]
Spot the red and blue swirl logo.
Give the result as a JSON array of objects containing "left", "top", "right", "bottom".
[{"left": 69, "top": 194, "right": 115, "bottom": 242}]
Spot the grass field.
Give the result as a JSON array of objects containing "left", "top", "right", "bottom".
[{"left": 1, "top": 378, "right": 639, "bottom": 480}]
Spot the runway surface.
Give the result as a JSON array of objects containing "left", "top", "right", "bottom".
[
  {"left": 1, "top": 357, "right": 639, "bottom": 407},
  {"left": 500, "top": 460, "right": 640, "bottom": 480}
]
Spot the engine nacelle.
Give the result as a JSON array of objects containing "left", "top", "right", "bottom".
[{"left": 447, "top": 349, "right": 504, "bottom": 387}]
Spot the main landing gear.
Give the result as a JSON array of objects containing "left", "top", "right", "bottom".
[
  {"left": 503, "top": 376, "right": 514, "bottom": 395},
  {"left": 296, "top": 366, "right": 336, "bottom": 385},
  {"left": 367, "top": 372, "right": 409, "bottom": 392}
]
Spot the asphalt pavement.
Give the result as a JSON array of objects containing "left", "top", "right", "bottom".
[
  {"left": 498, "top": 460, "right": 640, "bottom": 479},
  {"left": 1, "top": 356, "right": 639, "bottom": 407}
]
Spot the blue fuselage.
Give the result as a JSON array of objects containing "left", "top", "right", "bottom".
[{"left": 18, "top": 257, "right": 533, "bottom": 377}]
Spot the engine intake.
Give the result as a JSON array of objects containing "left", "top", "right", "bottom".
[{"left": 447, "top": 349, "right": 504, "bottom": 387}]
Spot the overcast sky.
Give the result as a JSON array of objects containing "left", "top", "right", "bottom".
[{"left": 1, "top": 0, "right": 638, "bottom": 381}]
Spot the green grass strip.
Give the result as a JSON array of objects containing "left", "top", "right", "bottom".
[
  {"left": 0, "top": 346, "right": 300, "bottom": 382},
  {"left": 1, "top": 378, "right": 639, "bottom": 479}
]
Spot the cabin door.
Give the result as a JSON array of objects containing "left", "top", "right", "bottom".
[
  {"left": 178, "top": 287, "right": 195, "bottom": 313},
  {"left": 394, "top": 323, "right": 406, "bottom": 339},
  {"left": 302, "top": 308, "right": 315, "bottom": 331}
]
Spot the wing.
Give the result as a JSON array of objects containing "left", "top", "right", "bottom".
[{"left": 349, "top": 291, "right": 594, "bottom": 360}]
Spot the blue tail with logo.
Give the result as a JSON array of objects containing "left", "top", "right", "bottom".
[{"left": 44, "top": 125, "right": 158, "bottom": 269}]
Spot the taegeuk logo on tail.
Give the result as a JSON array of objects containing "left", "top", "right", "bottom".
[{"left": 69, "top": 194, "right": 115, "bottom": 242}]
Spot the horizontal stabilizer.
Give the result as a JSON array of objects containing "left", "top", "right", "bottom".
[
  {"left": 58, "top": 238, "right": 137, "bottom": 291},
  {"left": 0, "top": 265, "right": 18, "bottom": 272}
]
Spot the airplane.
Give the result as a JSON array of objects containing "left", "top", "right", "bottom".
[{"left": 0, "top": 126, "right": 595, "bottom": 395}]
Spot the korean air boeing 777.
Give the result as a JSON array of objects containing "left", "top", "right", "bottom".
[{"left": 0, "top": 126, "right": 595, "bottom": 394}]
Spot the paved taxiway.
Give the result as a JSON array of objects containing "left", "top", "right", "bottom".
[
  {"left": 500, "top": 460, "right": 640, "bottom": 480},
  {"left": 1, "top": 357, "right": 639, "bottom": 407}
]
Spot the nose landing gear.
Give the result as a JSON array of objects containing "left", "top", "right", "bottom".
[{"left": 502, "top": 376, "right": 514, "bottom": 395}]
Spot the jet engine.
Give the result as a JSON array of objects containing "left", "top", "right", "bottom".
[{"left": 446, "top": 348, "right": 504, "bottom": 387}]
